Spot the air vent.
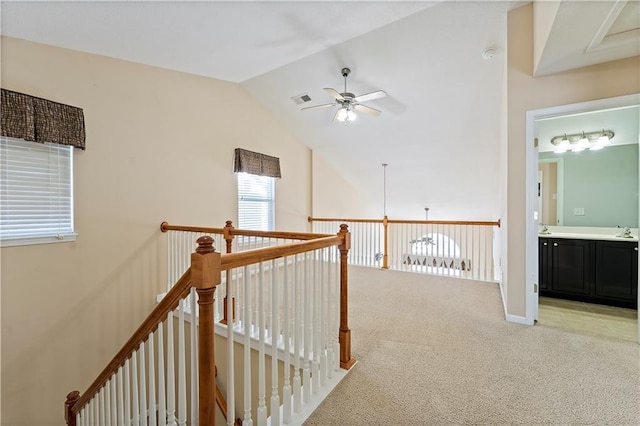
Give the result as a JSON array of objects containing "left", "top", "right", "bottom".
[{"left": 291, "top": 94, "right": 312, "bottom": 105}]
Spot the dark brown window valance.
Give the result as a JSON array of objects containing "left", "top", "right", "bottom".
[
  {"left": 234, "top": 148, "right": 281, "bottom": 178},
  {"left": 1, "top": 89, "right": 86, "bottom": 150}
]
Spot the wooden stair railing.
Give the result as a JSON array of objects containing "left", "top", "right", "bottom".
[
  {"left": 68, "top": 222, "right": 355, "bottom": 425},
  {"left": 65, "top": 236, "right": 222, "bottom": 426}
]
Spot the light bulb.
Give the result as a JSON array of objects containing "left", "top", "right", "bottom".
[
  {"left": 572, "top": 134, "right": 589, "bottom": 152},
  {"left": 347, "top": 110, "right": 357, "bottom": 121},
  {"left": 597, "top": 134, "right": 610, "bottom": 145},
  {"left": 554, "top": 137, "right": 570, "bottom": 153},
  {"left": 336, "top": 108, "right": 348, "bottom": 122}
]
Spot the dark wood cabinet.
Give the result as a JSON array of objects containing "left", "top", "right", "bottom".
[
  {"left": 539, "top": 237, "right": 638, "bottom": 309},
  {"left": 551, "top": 239, "right": 592, "bottom": 295},
  {"left": 594, "top": 241, "right": 638, "bottom": 304}
]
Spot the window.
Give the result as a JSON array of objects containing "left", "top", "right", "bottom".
[
  {"left": 237, "top": 172, "right": 274, "bottom": 231},
  {"left": 1, "top": 136, "right": 75, "bottom": 247}
]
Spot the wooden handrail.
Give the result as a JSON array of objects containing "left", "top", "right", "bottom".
[
  {"left": 308, "top": 216, "right": 384, "bottom": 224},
  {"left": 221, "top": 235, "right": 343, "bottom": 271},
  {"left": 387, "top": 219, "right": 500, "bottom": 227},
  {"left": 308, "top": 216, "right": 500, "bottom": 227},
  {"left": 72, "top": 269, "right": 193, "bottom": 414},
  {"left": 231, "top": 228, "right": 332, "bottom": 240},
  {"left": 160, "top": 221, "right": 226, "bottom": 234},
  {"left": 161, "top": 221, "right": 332, "bottom": 240}
]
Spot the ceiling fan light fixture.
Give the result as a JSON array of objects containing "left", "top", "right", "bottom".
[
  {"left": 301, "top": 67, "right": 387, "bottom": 124},
  {"left": 336, "top": 107, "right": 348, "bottom": 122}
]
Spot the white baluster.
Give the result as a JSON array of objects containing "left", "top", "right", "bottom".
[
  {"left": 158, "top": 322, "right": 167, "bottom": 426},
  {"left": 177, "top": 302, "right": 187, "bottom": 426},
  {"left": 140, "top": 343, "right": 147, "bottom": 425},
  {"left": 77, "top": 410, "right": 83, "bottom": 426},
  {"left": 89, "top": 398, "right": 94, "bottom": 426},
  {"left": 124, "top": 359, "right": 131, "bottom": 425},
  {"left": 312, "top": 251, "right": 320, "bottom": 395},
  {"left": 270, "top": 259, "right": 280, "bottom": 426},
  {"left": 283, "top": 256, "right": 292, "bottom": 423},
  {"left": 149, "top": 331, "right": 157, "bottom": 426},
  {"left": 117, "top": 366, "right": 124, "bottom": 426},
  {"left": 168, "top": 232, "right": 173, "bottom": 291},
  {"left": 292, "top": 255, "right": 301, "bottom": 413},
  {"left": 303, "top": 252, "right": 311, "bottom": 404},
  {"left": 167, "top": 312, "right": 177, "bottom": 426},
  {"left": 319, "top": 250, "right": 327, "bottom": 387},
  {"left": 110, "top": 373, "right": 117, "bottom": 425},
  {"left": 105, "top": 380, "right": 112, "bottom": 426},
  {"left": 190, "top": 288, "right": 198, "bottom": 425},
  {"left": 99, "top": 386, "right": 106, "bottom": 425},
  {"left": 226, "top": 269, "right": 236, "bottom": 426},
  {"left": 132, "top": 350, "right": 140, "bottom": 426},
  {"left": 335, "top": 247, "right": 341, "bottom": 373},
  {"left": 326, "top": 248, "right": 334, "bottom": 380},
  {"left": 257, "top": 263, "right": 267, "bottom": 425},
  {"left": 243, "top": 265, "right": 254, "bottom": 426}
]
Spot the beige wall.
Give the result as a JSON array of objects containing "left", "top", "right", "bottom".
[
  {"left": 0, "top": 36, "right": 312, "bottom": 424},
  {"left": 311, "top": 150, "right": 378, "bottom": 219},
  {"left": 505, "top": 4, "right": 640, "bottom": 318}
]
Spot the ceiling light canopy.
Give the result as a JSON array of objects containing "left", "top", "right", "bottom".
[{"left": 551, "top": 129, "right": 614, "bottom": 154}]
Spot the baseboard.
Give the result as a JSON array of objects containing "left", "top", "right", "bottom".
[
  {"left": 505, "top": 313, "right": 532, "bottom": 325},
  {"left": 498, "top": 279, "right": 533, "bottom": 325}
]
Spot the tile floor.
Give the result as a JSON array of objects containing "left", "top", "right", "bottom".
[{"left": 538, "top": 297, "right": 638, "bottom": 343}]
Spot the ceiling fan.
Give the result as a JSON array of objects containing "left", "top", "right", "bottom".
[{"left": 301, "top": 67, "right": 387, "bottom": 123}]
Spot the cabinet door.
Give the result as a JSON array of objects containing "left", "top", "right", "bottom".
[
  {"left": 594, "top": 241, "right": 638, "bottom": 302},
  {"left": 551, "top": 239, "right": 592, "bottom": 295},
  {"left": 539, "top": 239, "right": 550, "bottom": 290}
]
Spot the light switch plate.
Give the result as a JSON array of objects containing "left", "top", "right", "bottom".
[{"left": 574, "top": 207, "right": 585, "bottom": 216}]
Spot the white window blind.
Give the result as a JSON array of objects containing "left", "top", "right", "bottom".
[
  {"left": 237, "top": 172, "right": 274, "bottom": 231},
  {"left": 1, "top": 136, "right": 75, "bottom": 246}
]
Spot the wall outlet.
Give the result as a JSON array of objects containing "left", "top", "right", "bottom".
[{"left": 573, "top": 207, "right": 585, "bottom": 216}]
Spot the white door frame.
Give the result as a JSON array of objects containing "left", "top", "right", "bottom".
[{"left": 525, "top": 93, "right": 640, "bottom": 327}]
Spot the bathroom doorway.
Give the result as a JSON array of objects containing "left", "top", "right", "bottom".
[{"left": 525, "top": 93, "right": 640, "bottom": 343}]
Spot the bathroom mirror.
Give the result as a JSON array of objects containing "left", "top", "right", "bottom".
[{"left": 536, "top": 105, "right": 639, "bottom": 228}]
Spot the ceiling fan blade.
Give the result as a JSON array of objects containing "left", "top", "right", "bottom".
[
  {"left": 353, "top": 90, "right": 387, "bottom": 103},
  {"left": 301, "top": 103, "right": 335, "bottom": 111},
  {"left": 324, "top": 88, "right": 344, "bottom": 101},
  {"left": 354, "top": 104, "right": 382, "bottom": 117}
]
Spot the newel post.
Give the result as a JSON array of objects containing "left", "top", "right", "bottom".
[
  {"left": 338, "top": 224, "right": 356, "bottom": 369},
  {"left": 382, "top": 215, "right": 389, "bottom": 269},
  {"left": 64, "top": 390, "right": 80, "bottom": 426},
  {"left": 221, "top": 220, "right": 236, "bottom": 325},
  {"left": 191, "top": 236, "right": 222, "bottom": 426},
  {"left": 223, "top": 220, "right": 235, "bottom": 254}
]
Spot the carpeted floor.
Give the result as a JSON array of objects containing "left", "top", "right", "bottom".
[{"left": 304, "top": 266, "right": 640, "bottom": 425}]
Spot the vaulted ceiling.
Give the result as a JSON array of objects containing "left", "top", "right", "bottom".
[{"left": 2, "top": 1, "right": 638, "bottom": 220}]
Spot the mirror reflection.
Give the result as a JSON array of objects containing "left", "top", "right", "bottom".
[{"left": 536, "top": 105, "right": 639, "bottom": 228}]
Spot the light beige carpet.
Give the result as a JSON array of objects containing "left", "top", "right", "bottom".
[{"left": 304, "top": 266, "right": 640, "bottom": 425}]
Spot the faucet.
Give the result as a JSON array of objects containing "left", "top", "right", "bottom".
[
  {"left": 616, "top": 225, "right": 632, "bottom": 238},
  {"left": 539, "top": 223, "right": 551, "bottom": 235}
]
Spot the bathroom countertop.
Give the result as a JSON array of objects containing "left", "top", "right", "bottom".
[{"left": 538, "top": 232, "right": 638, "bottom": 242}]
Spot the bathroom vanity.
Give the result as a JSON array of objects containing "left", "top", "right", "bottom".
[{"left": 539, "top": 230, "right": 638, "bottom": 309}]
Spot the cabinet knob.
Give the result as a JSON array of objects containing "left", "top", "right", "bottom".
[
  {"left": 553, "top": 243, "right": 558, "bottom": 247},
  {"left": 635, "top": 247, "right": 638, "bottom": 252},
  {"left": 543, "top": 242, "right": 548, "bottom": 246}
]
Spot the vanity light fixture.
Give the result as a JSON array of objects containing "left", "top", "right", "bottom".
[{"left": 550, "top": 129, "right": 614, "bottom": 153}]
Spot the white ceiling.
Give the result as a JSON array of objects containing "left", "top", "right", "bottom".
[{"left": 1, "top": 1, "right": 637, "bottom": 220}]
